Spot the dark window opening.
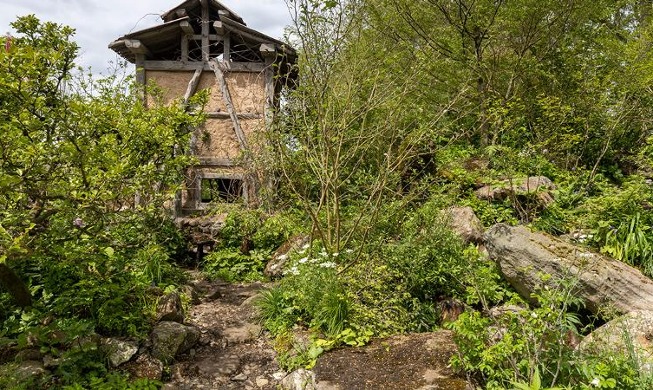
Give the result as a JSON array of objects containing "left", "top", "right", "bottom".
[{"left": 200, "top": 178, "right": 243, "bottom": 203}]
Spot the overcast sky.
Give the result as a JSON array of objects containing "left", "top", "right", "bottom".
[{"left": 0, "top": 0, "right": 293, "bottom": 74}]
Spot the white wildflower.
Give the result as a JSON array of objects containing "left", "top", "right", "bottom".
[
  {"left": 578, "top": 253, "right": 594, "bottom": 259},
  {"left": 590, "top": 378, "right": 600, "bottom": 387},
  {"left": 284, "top": 266, "right": 300, "bottom": 276},
  {"left": 277, "top": 254, "right": 288, "bottom": 261},
  {"left": 332, "top": 252, "right": 339, "bottom": 257},
  {"left": 345, "top": 249, "right": 354, "bottom": 254},
  {"left": 302, "top": 243, "right": 310, "bottom": 249},
  {"left": 319, "top": 251, "right": 328, "bottom": 257},
  {"left": 299, "top": 257, "right": 308, "bottom": 264},
  {"left": 319, "top": 261, "right": 336, "bottom": 269}
]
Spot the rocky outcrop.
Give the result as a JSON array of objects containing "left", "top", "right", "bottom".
[
  {"left": 485, "top": 224, "right": 653, "bottom": 315},
  {"left": 443, "top": 206, "right": 484, "bottom": 244},
  {"left": 476, "top": 176, "right": 555, "bottom": 201},
  {"left": 475, "top": 176, "right": 556, "bottom": 217},
  {"left": 580, "top": 310, "right": 653, "bottom": 373},
  {"left": 150, "top": 321, "right": 200, "bottom": 363}
]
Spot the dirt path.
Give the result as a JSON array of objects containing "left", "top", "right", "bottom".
[{"left": 162, "top": 273, "right": 284, "bottom": 390}]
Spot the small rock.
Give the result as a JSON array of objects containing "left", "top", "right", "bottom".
[
  {"left": 14, "top": 360, "right": 47, "bottom": 383},
  {"left": 256, "top": 377, "right": 270, "bottom": 387},
  {"left": 281, "top": 369, "right": 317, "bottom": 390},
  {"left": 207, "top": 288, "right": 223, "bottom": 300},
  {"left": 443, "top": 206, "right": 484, "bottom": 244},
  {"left": 232, "top": 373, "right": 248, "bottom": 381},
  {"left": 241, "top": 294, "right": 261, "bottom": 308},
  {"left": 42, "top": 355, "right": 61, "bottom": 369},
  {"left": 156, "top": 293, "right": 185, "bottom": 323},
  {"left": 14, "top": 348, "right": 42, "bottom": 362},
  {"left": 180, "top": 285, "right": 200, "bottom": 305},
  {"left": 101, "top": 338, "right": 139, "bottom": 367},
  {"left": 222, "top": 323, "right": 261, "bottom": 344},
  {"left": 272, "top": 371, "right": 287, "bottom": 381},
  {"left": 488, "top": 304, "right": 525, "bottom": 318},
  {"left": 151, "top": 321, "right": 200, "bottom": 363},
  {"left": 124, "top": 354, "right": 164, "bottom": 381}
]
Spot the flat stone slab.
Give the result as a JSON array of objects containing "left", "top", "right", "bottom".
[{"left": 313, "top": 331, "right": 469, "bottom": 390}]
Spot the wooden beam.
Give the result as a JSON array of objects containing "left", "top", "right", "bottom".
[
  {"left": 201, "top": 0, "right": 210, "bottom": 61},
  {"left": 125, "top": 39, "right": 152, "bottom": 57},
  {"left": 260, "top": 43, "right": 277, "bottom": 58},
  {"left": 209, "top": 59, "right": 248, "bottom": 151},
  {"left": 213, "top": 21, "right": 225, "bottom": 35},
  {"left": 195, "top": 157, "right": 237, "bottom": 167},
  {"left": 175, "top": 9, "right": 188, "bottom": 19},
  {"left": 181, "top": 36, "right": 189, "bottom": 62},
  {"left": 223, "top": 33, "right": 231, "bottom": 62},
  {"left": 184, "top": 68, "right": 203, "bottom": 103},
  {"left": 190, "top": 34, "right": 220, "bottom": 41},
  {"left": 264, "top": 57, "right": 276, "bottom": 129},
  {"left": 135, "top": 54, "right": 146, "bottom": 84},
  {"left": 219, "top": 61, "right": 265, "bottom": 72},
  {"left": 207, "top": 112, "right": 263, "bottom": 120},
  {"left": 143, "top": 61, "right": 265, "bottom": 73},
  {"left": 180, "top": 20, "right": 194, "bottom": 35}
]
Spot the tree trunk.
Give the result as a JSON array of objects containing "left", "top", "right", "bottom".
[
  {"left": 484, "top": 224, "right": 653, "bottom": 316},
  {"left": 0, "top": 263, "right": 32, "bottom": 308}
]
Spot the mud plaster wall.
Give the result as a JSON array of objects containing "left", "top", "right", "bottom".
[
  {"left": 144, "top": 68, "right": 267, "bottom": 208},
  {"left": 145, "top": 70, "right": 266, "bottom": 114},
  {"left": 196, "top": 71, "right": 266, "bottom": 114},
  {"left": 195, "top": 118, "right": 265, "bottom": 159}
]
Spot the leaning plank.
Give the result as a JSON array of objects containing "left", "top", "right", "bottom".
[
  {"left": 485, "top": 224, "right": 653, "bottom": 316},
  {"left": 183, "top": 68, "right": 203, "bottom": 104},
  {"left": 206, "top": 112, "right": 262, "bottom": 120},
  {"left": 209, "top": 59, "right": 248, "bottom": 151}
]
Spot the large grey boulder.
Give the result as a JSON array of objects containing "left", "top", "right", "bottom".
[
  {"left": 150, "top": 321, "right": 200, "bottom": 363},
  {"left": 581, "top": 310, "right": 653, "bottom": 373},
  {"left": 485, "top": 224, "right": 653, "bottom": 315}
]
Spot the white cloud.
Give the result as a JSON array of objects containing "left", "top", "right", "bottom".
[{"left": 0, "top": 0, "right": 292, "bottom": 73}]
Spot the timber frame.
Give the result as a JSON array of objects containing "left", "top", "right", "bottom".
[{"left": 109, "top": 0, "right": 296, "bottom": 215}]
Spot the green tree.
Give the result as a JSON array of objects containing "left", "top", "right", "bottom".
[
  {"left": 0, "top": 16, "right": 204, "bottom": 309},
  {"left": 363, "top": 0, "right": 653, "bottom": 171}
]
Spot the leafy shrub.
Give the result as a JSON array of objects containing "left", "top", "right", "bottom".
[
  {"left": 203, "top": 248, "right": 270, "bottom": 282},
  {"left": 450, "top": 273, "right": 653, "bottom": 389},
  {"left": 258, "top": 252, "right": 349, "bottom": 337},
  {"left": 451, "top": 280, "right": 583, "bottom": 389},
  {"left": 202, "top": 209, "right": 301, "bottom": 282},
  {"left": 596, "top": 213, "right": 653, "bottom": 277}
]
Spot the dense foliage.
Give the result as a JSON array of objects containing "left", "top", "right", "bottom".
[
  {"left": 2, "top": 0, "right": 653, "bottom": 388},
  {"left": 0, "top": 16, "right": 204, "bottom": 387},
  {"left": 255, "top": 0, "right": 653, "bottom": 387}
]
